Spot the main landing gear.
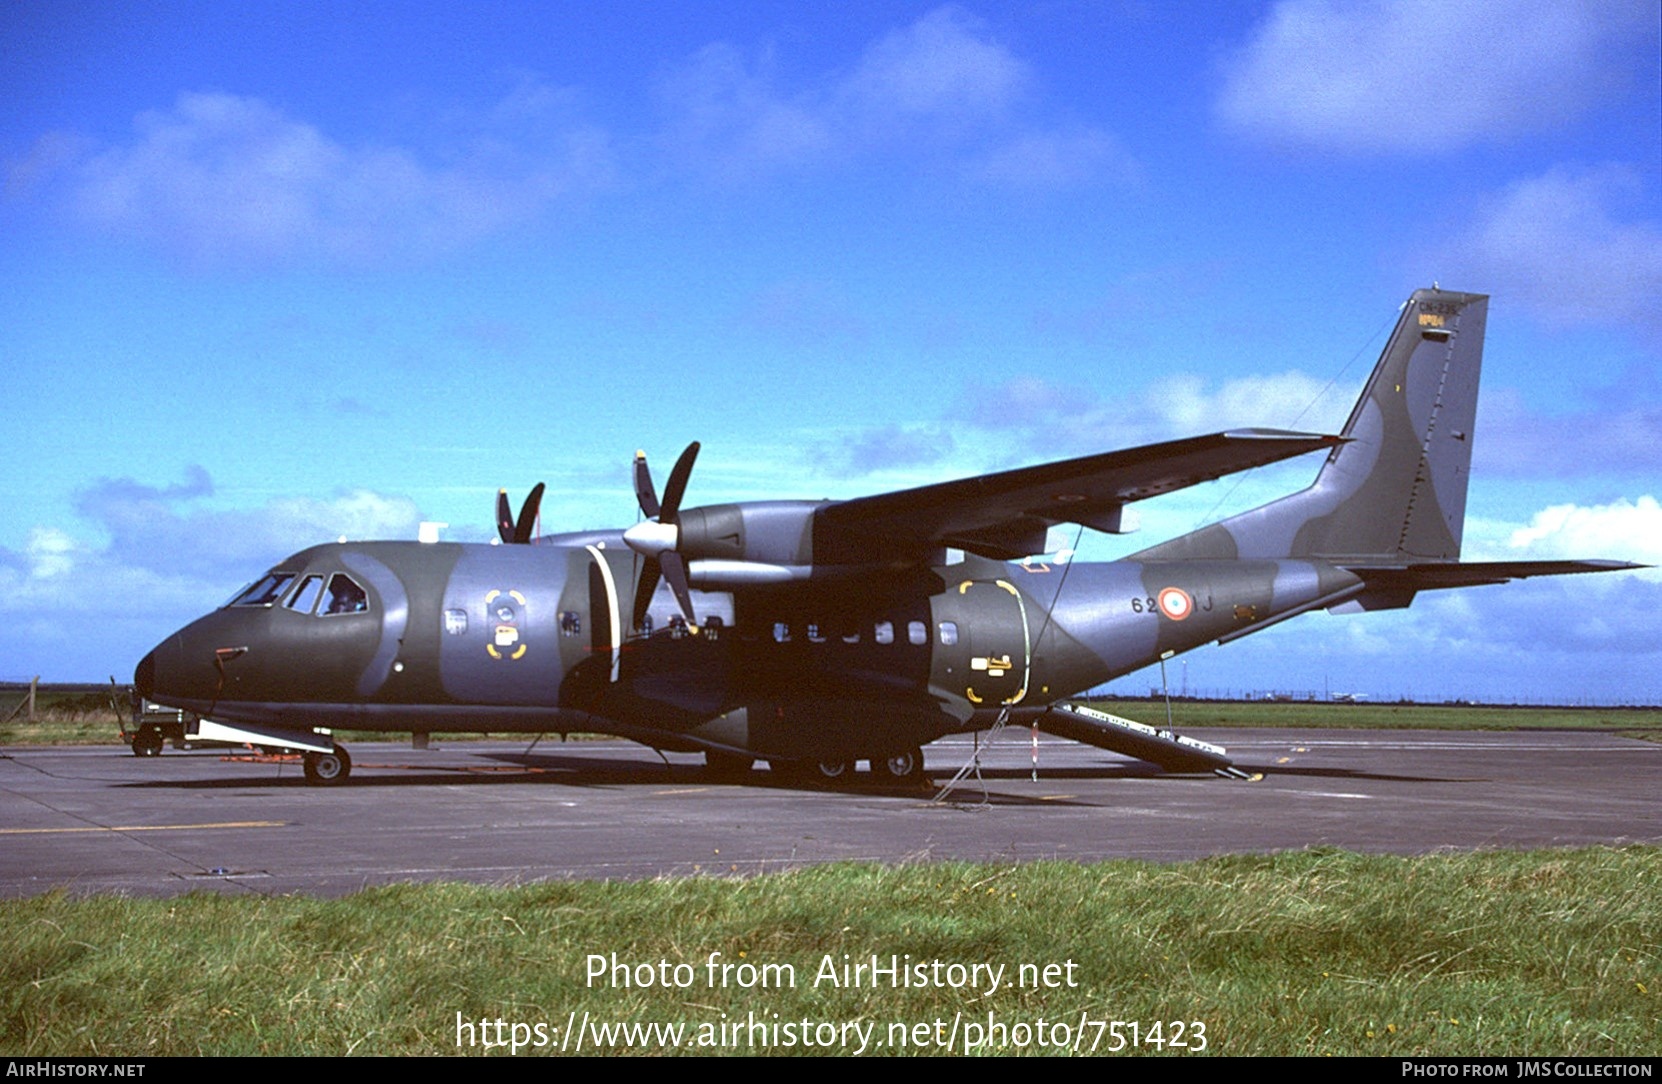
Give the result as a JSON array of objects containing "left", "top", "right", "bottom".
[
  {"left": 879, "top": 747, "right": 925, "bottom": 783},
  {"left": 302, "top": 744, "right": 352, "bottom": 786},
  {"left": 776, "top": 745, "right": 926, "bottom": 787}
]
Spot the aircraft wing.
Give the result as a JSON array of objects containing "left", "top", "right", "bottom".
[{"left": 816, "top": 428, "right": 1345, "bottom": 561}]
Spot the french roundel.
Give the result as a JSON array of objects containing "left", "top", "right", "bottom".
[{"left": 1157, "top": 587, "right": 1193, "bottom": 621}]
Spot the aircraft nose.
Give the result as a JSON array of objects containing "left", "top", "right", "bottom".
[
  {"left": 134, "top": 632, "right": 212, "bottom": 705},
  {"left": 134, "top": 649, "right": 156, "bottom": 701}
]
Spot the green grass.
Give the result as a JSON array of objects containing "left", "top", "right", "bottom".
[
  {"left": 4, "top": 849, "right": 1658, "bottom": 1056},
  {"left": 0, "top": 689, "right": 130, "bottom": 745},
  {"left": 1105, "top": 698, "right": 1662, "bottom": 734}
]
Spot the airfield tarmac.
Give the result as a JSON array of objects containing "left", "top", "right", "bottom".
[{"left": 2, "top": 728, "right": 1658, "bottom": 897}]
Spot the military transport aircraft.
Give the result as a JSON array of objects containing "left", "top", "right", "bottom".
[{"left": 134, "top": 288, "right": 1639, "bottom": 784}]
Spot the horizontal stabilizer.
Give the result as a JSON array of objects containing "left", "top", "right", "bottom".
[{"left": 1348, "top": 559, "right": 1647, "bottom": 590}]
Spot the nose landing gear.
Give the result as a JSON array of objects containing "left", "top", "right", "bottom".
[{"left": 302, "top": 744, "right": 352, "bottom": 785}]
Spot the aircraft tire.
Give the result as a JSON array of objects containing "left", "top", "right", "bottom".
[
  {"left": 878, "top": 746, "right": 925, "bottom": 783},
  {"left": 813, "top": 760, "right": 852, "bottom": 784},
  {"left": 131, "top": 727, "right": 164, "bottom": 758},
  {"left": 302, "top": 744, "right": 352, "bottom": 786}
]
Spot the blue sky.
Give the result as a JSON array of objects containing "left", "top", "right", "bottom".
[{"left": 3, "top": 1, "right": 1658, "bottom": 702}]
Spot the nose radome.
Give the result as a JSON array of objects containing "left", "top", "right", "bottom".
[
  {"left": 134, "top": 650, "right": 156, "bottom": 700},
  {"left": 134, "top": 633, "right": 201, "bottom": 704}
]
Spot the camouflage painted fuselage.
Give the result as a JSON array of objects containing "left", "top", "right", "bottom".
[
  {"left": 135, "top": 289, "right": 1636, "bottom": 769},
  {"left": 135, "top": 536, "right": 1363, "bottom": 763}
]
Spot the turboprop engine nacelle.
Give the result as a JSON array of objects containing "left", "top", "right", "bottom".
[{"left": 625, "top": 500, "right": 833, "bottom": 586}]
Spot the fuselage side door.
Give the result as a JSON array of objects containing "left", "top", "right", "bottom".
[{"left": 930, "top": 577, "right": 1031, "bottom": 708}]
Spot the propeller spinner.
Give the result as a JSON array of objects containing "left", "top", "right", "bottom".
[{"left": 625, "top": 442, "right": 700, "bottom": 631}]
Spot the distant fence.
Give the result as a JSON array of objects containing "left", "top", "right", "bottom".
[
  {"left": 1085, "top": 685, "right": 1661, "bottom": 710},
  {"left": 1, "top": 681, "right": 126, "bottom": 696},
  {"left": 1, "top": 679, "right": 131, "bottom": 724}
]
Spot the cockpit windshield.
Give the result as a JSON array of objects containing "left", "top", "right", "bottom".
[
  {"left": 221, "top": 569, "right": 370, "bottom": 614},
  {"left": 225, "top": 572, "right": 297, "bottom": 608}
]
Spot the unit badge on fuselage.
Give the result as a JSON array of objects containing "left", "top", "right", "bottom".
[{"left": 485, "top": 588, "right": 528, "bottom": 661}]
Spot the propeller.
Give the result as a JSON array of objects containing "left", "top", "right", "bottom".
[
  {"left": 496, "top": 482, "right": 545, "bottom": 544},
  {"left": 626, "top": 441, "right": 699, "bottom": 632}
]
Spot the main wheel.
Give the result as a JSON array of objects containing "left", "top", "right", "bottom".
[
  {"left": 302, "top": 744, "right": 352, "bottom": 786},
  {"left": 131, "top": 727, "right": 164, "bottom": 757},
  {"left": 878, "top": 746, "right": 925, "bottom": 783},
  {"left": 813, "top": 760, "right": 851, "bottom": 784}
]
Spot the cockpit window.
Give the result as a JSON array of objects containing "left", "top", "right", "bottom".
[
  {"left": 286, "top": 575, "right": 325, "bottom": 614},
  {"left": 319, "top": 573, "right": 369, "bottom": 616},
  {"left": 227, "top": 573, "right": 297, "bottom": 608}
]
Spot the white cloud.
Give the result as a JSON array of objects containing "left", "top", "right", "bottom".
[
  {"left": 811, "top": 424, "right": 957, "bottom": 478},
  {"left": 659, "top": 6, "right": 1136, "bottom": 189},
  {"left": 974, "top": 127, "right": 1141, "bottom": 189},
  {"left": 659, "top": 43, "right": 837, "bottom": 180},
  {"left": 1153, "top": 370, "right": 1347, "bottom": 435},
  {"left": 71, "top": 469, "right": 423, "bottom": 579},
  {"left": 966, "top": 367, "right": 1352, "bottom": 460},
  {"left": 839, "top": 6, "right": 1026, "bottom": 121},
  {"left": 1474, "top": 384, "right": 1662, "bottom": 477},
  {"left": 53, "top": 87, "right": 613, "bottom": 266},
  {"left": 1217, "top": 0, "right": 1650, "bottom": 153},
  {"left": 0, "top": 470, "right": 426, "bottom": 681},
  {"left": 1438, "top": 165, "right": 1662, "bottom": 342},
  {"left": 1418, "top": 571, "right": 1662, "bottom": 658},
  {"left": 23, "top": 527, "right": 80, "bottom": 579},
  {"left": 1504, "top": 496, "right": 1662, "bottom": 568}
]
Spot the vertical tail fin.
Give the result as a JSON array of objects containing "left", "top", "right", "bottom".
[{"left": 1134, "top": 288, "right": 1489, "bottom": 564}]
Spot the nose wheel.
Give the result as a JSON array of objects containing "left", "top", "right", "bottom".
[
  {"left": 130, "top": 727, "right": 165, "bottom": 757},
  {"left": 302, "top": 744, "right": 352, "bottom": 786}
]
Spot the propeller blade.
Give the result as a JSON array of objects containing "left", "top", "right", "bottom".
[
  {"left": 660, "top": 441, "right": 700, "bottom": 522},
  {"left": 633, "top": 450, "right": 660, "bottom": 520},
  {"left": 661, "top": 551, "right": 697, "bottom": 628},
  {"left": 496, "top": 489, "right": 515, "bottom": 544},
  {"left": 628, "top": 441, "right": 701, "bottom": 629},
  {"left": 513, "top": 482, "right": 545, "bottom": 544},
  {"left": 632, "top": 558, "right": 661, "bottom": 633}
]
